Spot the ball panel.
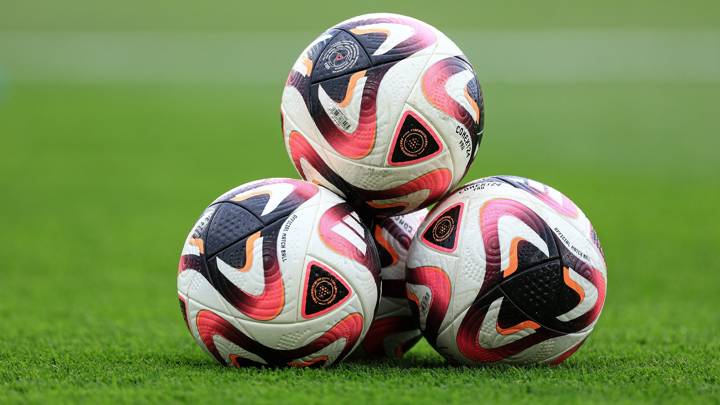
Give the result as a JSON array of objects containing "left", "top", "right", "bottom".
[
  {"left": 213, "top": 178, "right": 319, "bottom": 225},
  {"left": 300, "top": 260, "right": 353, "bottom": 319},
  {"left": 454, "top": 293, "right": 561, "bottom": 364},
  {"left": 359, "top": 314, "right": 422, "bottom": 358},
  {"left": 491, "top": 175, "right": 607, "bottom": 272},
  {"left": 204, "top": 203, "right": 263, "bottom": 257},
  {"left": 286, "top": 129, "right": 453, "bottom": 216},
  {"left": 310, "top": 29, "right": 371, "bottom": 83},
  {"left": 335, "top": 13, "right": 437, "bottom": 65},
  {"left": 304, "top": 189, "right": 381, "bottom": 350},
  {"left": 201, "top": 219, "right": 286, "bottom": 322},
  {"left": 408, "top": 54, "right": 484, "bottom": 181},
  {"left": 420, "top": 202, "right": 463, "bottom": 253},
  {"left": 309, "top": 62, "right": 395, "bottom": 160},
  {"left": 285, "top": 52, "right": 434, "bottom": 168},
  {"left": 406, "top": 265, "right": 452, "bottom": 346},
  {"left": 387, "top": 110, "right": 443, "bottom": 166},
  {"left": 286, "top": 30, "right": 335, "bottom": 99},
  {"left": 194, "top": 308, "right": 364, "bottom": 368}
]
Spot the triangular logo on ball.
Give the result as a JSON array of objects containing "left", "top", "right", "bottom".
[
  {"left": 311, "top": 30, "right": 371, "bottom": 83},
  {"left": 421, "top": 203, "right": 464, "bottom": 252},
  {"left": 302, "top": 261, "right": 352, "bottom": 318},
  {"left": 388, "top": 111, "right": 443, "bottom": 166}
]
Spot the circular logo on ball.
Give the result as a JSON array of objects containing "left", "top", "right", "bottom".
[
  {"left": 311, "top": 276, "right": 338, "bottom": 305},
  {"left": 432, "top": 216, "right": 455, "bottom": 242},
  {"left": 321, "top": 40, "right": 360, "bottom": 74},
  {"left": 399, "top": 129, "right": 429, "bottom": 157}
]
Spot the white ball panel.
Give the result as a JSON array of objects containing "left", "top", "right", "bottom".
[
  {"left": 505, "top": 330, "right": 591, "bottom": 365},
  {"left": 213, "top": 335, "right": 268, "bottom": 365},
  {"left": 405, "top": 282, "right": 432, "bottom": 331},
  {"left": 405, "top": 51, "right": 473, "bottom": 188},
  {"left": 304, "top": 189, "right": 379, "bottom": 334},
  {"left": 373, "top": 53, "right": 434, "bottom": 166},
  {"left": 479, "top": 297, "right": 537, "bottom": 350},
  {"left": 282, "top": 86, "right": 322, "bottom": 141},
  {"left": 432, "top": 29, "right": 465, "bottom": 58}
]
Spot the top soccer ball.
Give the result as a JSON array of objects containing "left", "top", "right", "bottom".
[{"left": 282, "top": 13, "right": 484, "bottom": 217}]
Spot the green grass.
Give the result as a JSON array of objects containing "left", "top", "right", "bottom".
[{"left": 1, "top": 1, "right": 719, "bottom": 403}]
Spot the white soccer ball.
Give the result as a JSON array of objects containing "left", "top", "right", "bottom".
[
  {"left": 177, "top": 178, "right": 380, "bottom": 367},
  {"left": 406, "top": 176, "right": 607, "bottom": 365},
  {"left": 356, "top": 209, "right": 428, "bottom": 358},
  {"left": 282, "top": 13, "right": 484, "bottom": 217}
]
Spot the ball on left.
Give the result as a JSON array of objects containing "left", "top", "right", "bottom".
[{"left": 177, "top": 178, "right": 380, "bottom": 367}]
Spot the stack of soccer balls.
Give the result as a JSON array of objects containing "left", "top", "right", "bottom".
[{"left": 177, "top": 13, "right": 607, "bottom": 367}]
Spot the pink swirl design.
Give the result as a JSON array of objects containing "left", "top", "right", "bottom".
[
  {"left": 336, "top": 15, "right": 437, "bottom": 60},
  {"left": 178, "top": 179, "right": 320, "bottom": 321},
  {"left": 312, "top": 64, "right": 391, "bottom": 159},
  {"left": 213, "top": 178, "right": 318, "bottom": 209},
  {"left": 453, "top": 198, "right": 605, "bottom": 363},
  {"left": 286, "top": 15, "right": 437, "bottom": 160},
  {"left": 359, "top": 315, "right": 421, "bottom": 358},
  {"left": 196, "top": 310, "right": 364, "bottom": 367},
  {"left": 498, "top": 176, "right": 580, "bottom": 218},
  {"left": 178, "top": 231, "right": 285, "bottom": 322},
  {"left": 422, "top": 57, "right": 484, "bottom": 161},
  {"left": 456, "top": 304, "right": 563, "bottom": 363},
  {"left": 318, "top": 203, "right": 381, "bottom": 284},
  {"left": 406, "top": 265, "right": 451, "bottom": 346},
  {"left": 288, "top": 130, "right": 452, "bottom": 216}
]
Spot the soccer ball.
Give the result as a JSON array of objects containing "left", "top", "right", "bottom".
[
  {"left": 406, "top": 176, "right": 607, "bottom": 365},
  {"left": 281, "top": 13, "right": 484, "bottom": 217},
  {"left": 355, "top": 209, "right": 428, "bottom": 358},
  {"left": 177, "top": 178, "right": 380, "bottom": 367}
]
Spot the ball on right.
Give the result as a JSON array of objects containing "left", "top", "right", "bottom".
[{"left": 406, "top": 176, "right": 607, "bottom": 365}]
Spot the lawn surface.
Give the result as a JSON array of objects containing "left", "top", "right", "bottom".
[{"left": 1, "top": 1, "right": 719, "bottom": 403}]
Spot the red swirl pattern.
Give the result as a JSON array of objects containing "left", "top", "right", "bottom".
[
  {"left": 455, "top": 304, "right": 562, "bottom": 363},
  {"left": 285, "top": 14, "right": 438, "bottom": 160},
  {"left": 213, "top": 178, "right": 318, "bottom": 208},
  {"left": 288, "top": 130, "right": 451, "bottom": 216},
  {"left": 422, "top": 57, "right": 484, "bottom": 162},
  {"left": 196, "top": 310, "right": 364, "bottom": 367},
  {"left": 452, "top": 198, "right": 606, "bottom": 363},
  {"left": 359, "top": 316, "right": 421, "bottom": 358},
  {"left": 335, "top": 14, "right": 437, "bottom": 61},
  {"left": 178, "top": 230, "right": 286, "bottom": 322},
  {"left": 312, "top": 65, "right": 391, "bottom": 159},
  {"left": 406, "top": 265, "right": 451, "bottom": 346},
  {"left": 494, "top": 176, "right": 580, "bottom": 218},
  {"left": 318, "top": 203, "right": 381, "bottom": 284},
  {"left": 178, "top": 179, "right": 320, "bottom": 321}
]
